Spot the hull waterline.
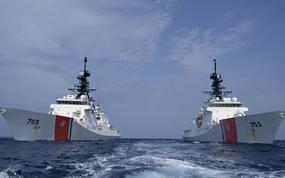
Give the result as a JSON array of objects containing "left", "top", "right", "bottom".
[
  {"left": 0, "top": 107, "right": 120, "bottom": 141},
  {"left": 183, "top": 111, "right": 285, "bottom": 144},
  {"left": 183, "top": 60, "right": 285, "bottom": 145},
  {"left": 0, "top": 58, "right": 121, "bottom": 141}
]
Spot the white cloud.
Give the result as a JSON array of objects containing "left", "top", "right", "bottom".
[
  {"left": 0, "top": 0, "right": 175, "bottom": 108},
  {"left": 0, "top": 0, "right": 174, "bottom": 65},
  {"left": 168, "top": 22, "right": 252, "bottom": 71}
]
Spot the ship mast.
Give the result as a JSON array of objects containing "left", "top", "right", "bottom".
[
  {"left": 203, "top": 59, "right": 232, "bottom": 99},
  {"left": 69, "top": 57, "right": 96, "bottom": 100}
]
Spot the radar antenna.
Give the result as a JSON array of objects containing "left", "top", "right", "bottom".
[
  {"left": 68, "top": 57, "right": 96, "bottom": 100},
  {"left": 203, "top": 59, "right": 232, "bottom": 99}
]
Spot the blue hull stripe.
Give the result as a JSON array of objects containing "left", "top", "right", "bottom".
[{"left": 220, "top": 120, "right": 225, "bottom": 142}]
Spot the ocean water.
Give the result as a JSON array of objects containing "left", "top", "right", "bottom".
[{"left": 0, "top": 139, "right": 285, "bottom": 178}]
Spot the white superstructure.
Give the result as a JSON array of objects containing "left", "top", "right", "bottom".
[
  {"left": 49, "top": 94, "right": 119, "bottom": 136},
  {"left": 0, "top": 57, "right": 120, "bottom": 141},
  {"left": 183, "top": 59, "right": 284, "bottom": 144},
  {"left": 186, "top": 96, "right": 249, "bottom": 138}
]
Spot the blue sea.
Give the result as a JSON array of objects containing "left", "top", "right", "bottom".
[{"left": 0, "top": 138, "right": 285, "bottom": 178}]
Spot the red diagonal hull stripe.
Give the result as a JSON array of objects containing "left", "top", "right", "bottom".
[
  {"left": 55, "top": 115, "right": 70, "bottom": 141},
  {"left": 222, "top": 118, "right": 238, "bottom": 143}
]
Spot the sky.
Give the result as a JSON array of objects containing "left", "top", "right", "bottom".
[{"left": 0, "top": 0, "right": 285, "bottom": 138}]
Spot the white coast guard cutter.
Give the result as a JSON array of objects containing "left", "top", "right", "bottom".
[
  {"left": 0, "top": 57, "right": 120, "bottom": 141},
  {"left": 183, "top": 59, "right": 285, "bottom": 144}
]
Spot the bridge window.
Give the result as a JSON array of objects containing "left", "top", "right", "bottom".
[
  {"left": 210, "top": 103, "right": 242, "bottom": 107},
  {"left": 56, "top": 101, "right": 88, "bottom": 105}
]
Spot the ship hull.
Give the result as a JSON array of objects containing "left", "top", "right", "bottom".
[
  {"left": 0, "top": 108, "right": 120, "bottom": 141},
  {"left": 183, "top": 111, "right": 285, "bottom": 144},
  {"left": 273, "top": 118, "right": 285, "bottom": 146}
]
